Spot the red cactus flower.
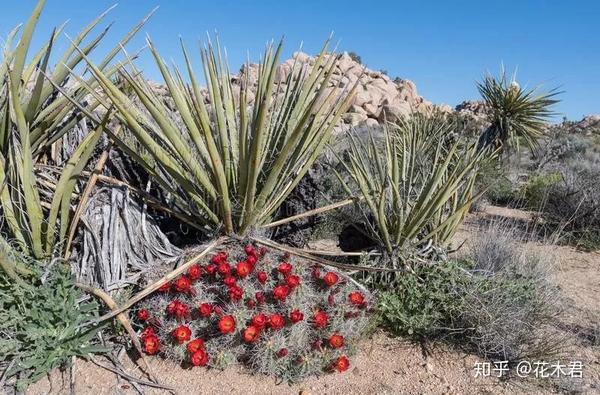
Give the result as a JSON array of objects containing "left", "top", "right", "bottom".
[
  {"left": 137, "top": 309, "right": 150, "bottom": 322},
  {"left": 251, "top": 313, "right": 268, "bottom": 329},
  {"left": 311, "top": 266, "right": 321, "bottom": 279},
  {"left": 277, "top": 262, "right": 293, "bottom": 276},
  {"left": 334, "top": 356, "right": 350, "bottom": 372},
  {"left": 186, "top": 339, "right": 205, "bottom": 354},
  {"left": 313, "top": 310, "right": 329, "bottom": 329},
  {"left": 268, "top": 313, "right": 286, "bottom": 330},
  {"left": 329, "top": 334, "right": 345, "bottom": 349},
  {"left": 218, "top": 315, "right": 236, "bottom": 334},
  {"left": 223, "top": 276, "right": 237, "bottom": 287},
  {"left": 172, "top": 325, "right": 192, "bottom": 344},
  {"left": 228, "top": 285, "right": 244, "bottom": 301},
  {"left": 243, "top": 325, "right": 261, "bottom": 343},
  {"left": 188, "top": 265, "right": 202, "bottom": 281},
  {"left": 255, "top": 291, "right": 266, "bottom": 304},
  {"left": 323, "top": 272, "right": 339, "bottom": 287},
  {"left": 277, "top": 348, "right": 288, "bottom": 358},
  {"left": 236, "top": 261, "right": 252, "bottom": 278},
  {"left": 190, "top": 349, "right": 209, "bottom": 366},
  {"left": 246, "top": 255, "right": 257, "bottom": 267},
  {"left": 348, "top": 291, "right": 365, "bottom": 306},
  {"left": 174, "top": 276, "right": 192, "bottom": 293},
  {"left": 167, "top": 300, "right": 189, "bottom": 319},
  {"left": 158, "top": 282, "right": 171, "bottom": 292},
  {"left": 289, "top": 309, "right": 304, "bottom": 323},
  {"left": 205, "top": 264, "right": 217, "bottom": 275},
  {"left": 140, "top": 327, "right": 156, "bottom": 341},
  {"left": 285, "top": 275, "right": 301, "bottom": 289},
  {"left": 198, "top": 303, "right": 213, "bottom": 317},
  {"left": 211, "top": 251, "right": 227, "bottom": 264},
  {"left": 256, "top": 271, "right": 268, "bottom": 284},
  {"left": 143, "top": 336, "right": 160, "bottom": 355},
  {"left": 244, "top": 244, "right": 256, "bottom": 256},
  {"left": 217, "top": 262, "right": 231, "bottom": 276},
  {"left": 273, "top": 285, "right": 290, "bottom": 301}
]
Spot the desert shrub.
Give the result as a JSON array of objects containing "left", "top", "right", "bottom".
[
  {"left": 477, "top": 162, "right": 520, "bottom": 206},
  {"left": 377, "top": 260, "right": 469, "bottom": 338},
  {"left": 530, "top": 126, "right": 600, "bottom": 250},
  {"left": 135, "top": 242, "right": 373, "bottom": 381},
  {"left": 0, "top": 251, "right": 106, "bottom": 391},
  {"left": 521, "top": 172, "right": 562, "bottom": 209},
  {"left": 378, "top": 225, "right": 563, "bottom": 362}
]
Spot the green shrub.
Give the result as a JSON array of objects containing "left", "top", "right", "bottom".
[
  {"left": 378, "top": 225, "right": 563, "bottom": 362},
  {"left": 378, "top": 260, "right": 470, "bottom": 338},
  {"left": 0, "top": 254, "right": 107, "bottom": 390},
  {"left": 522, "top": 172, "right": 562, "bottom": 209}
]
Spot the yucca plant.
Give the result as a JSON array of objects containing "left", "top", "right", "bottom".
[
  {"left": 335, "top": 112, "right": 492, "bottom": 258},
  {"left": 78, "top": 37, "right": 356, "bottom": 236},
  {"left": 0, "top": 0, "right": 151, "bottom": 263},
  {"left": 477, "top": 71, "right": 559, "bottom": 152}
]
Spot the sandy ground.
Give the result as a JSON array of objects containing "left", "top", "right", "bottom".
[{"left": 26, "top": 206, "right": 600, "bottom": 395}]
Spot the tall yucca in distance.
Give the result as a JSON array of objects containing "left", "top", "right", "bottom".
[
  {"left": 81, "top": 37, "right": 356, "bottom": 236},
  {"left": 477, "top": 72, "right": 559, "bottom": 152}
]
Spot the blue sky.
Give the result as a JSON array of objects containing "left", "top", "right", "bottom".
[{"left": 2, "top": 0, "right": 598, "bottom": 121}]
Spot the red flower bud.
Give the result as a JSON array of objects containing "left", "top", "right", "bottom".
[
  {"left": 285, "top": 275, "right": 301, "bottom": 289},
  {"left": 277, "top": 348, "right": 288, "bottom": 358},
  {"left": 217, "top": 262, "right": 231, "bottom": 276},
  {"left": 174, "top": 276, "right": 192, "bottom": 293},
  {"left": 255, "top": 291, "right": 266, "bottom": 304},
  {"left": 268, "top": 313, "right": 285, "bottom": 330},
  {"left": 236, "top": 261, "right": 252, "bottom": 278},
  {"left": 311, "top": 267, "right": 321, "bottom": 279},
  {"left": 348, "top": 291, "right": 365, "bottom": 306},
  {"left": 259, "top": 247, "right": 268, "bottom": 257},
  {"left": 186, "top": 338, "right": 205, "bottom": 354},
  {"left": 334, "top": 356, "right": 350, "bottom": 372},
  {"left": 218, "top": 315, "right": 236, "bottom": 334},
  {"left": 198, "top": 303, "right": 213, "bottom": 317},
  {"left": 323, "top": 272, "right": 339, "bottom": 287},
  {"left": 282, "top": 252, "right": 291, "bottom": 260},
  {"left": 228, "top": 285, "right": 244, "bottom": 301},
  {"left": 277, "top": 262, "right": 293, "bottom": 276},
  {"left": 167, "top": 300, "right": 190, "bottom": 319},
  {"left": 172, "top": 325, "right": 192, "bottom": 344},
  {"left": 140, "top": 327, "right": 156, "bottom": 342},
  {"left": 187, "top": 264, "right": 203, "bottom": 281},
  {"left": 223, "top": 276, "right": 237, "bottom": 287},
  {"left": 251, "top": 313, "right": 268, "bottom": 329},
  {"left": 289, "top": 309, "right": 304, "bottom": 323},
  {"left": 190, "top": 349, "right": 209, "bottom": 366},
  {"left": 243, "top": 325, "right": 261, "bottom": 343},
  {"left": 329, "top": 334, "right": 344, "bottom": 349},
  {"left": 244, "top": 244, "right": 256, "bottom": 256},
  {"left": 273, "top": 285, "right": 290, "bottom": 301},
  {"left": 256, "top": 271, "right": 268, "bottom": 284},
  {"left": 246, "top": 255, "right": 257, "bottom": 267},
  {"left": 143, "top": 336, "right": 160, "bottom": 355},
  {"left": 158, "top": 282, "right": 171, "bottom": 292},
  {"left": 205, "top": 264, "right": 217, "bottom": 275},
  {"left": 246, "top": 298, "right": 256, "bottom": 309},
  {"left": 313, "top": 310, "right": 329, "bottom": 329},
  {"left": 137, "top": 309, "right": 150, "bottom": 322}
]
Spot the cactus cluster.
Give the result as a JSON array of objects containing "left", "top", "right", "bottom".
[{"left": 135, "top": 242, "right": 372, "bottom": 380}]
